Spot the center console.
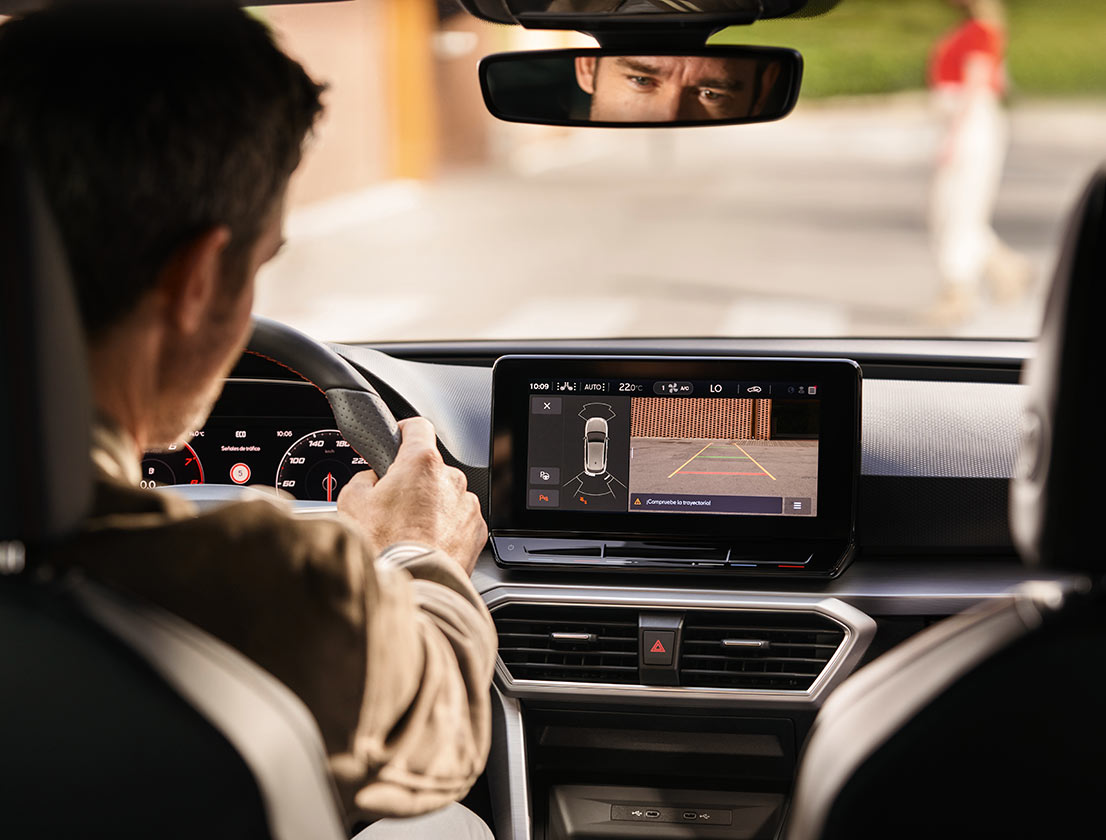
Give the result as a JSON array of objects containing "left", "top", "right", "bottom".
[
  {"left": 486, "top": 355, "right": 868, "bottom": 838},
  {"left": 484, "top": 583, "right": 877, "bottom": 840}
]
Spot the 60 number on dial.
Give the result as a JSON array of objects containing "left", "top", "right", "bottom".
[{"left": 276, "top": 429, "right": 369, "bottom": 501}]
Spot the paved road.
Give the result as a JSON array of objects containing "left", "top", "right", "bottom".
[{"left": 255, "top": 98, "right": 1106, "bottom": 342}]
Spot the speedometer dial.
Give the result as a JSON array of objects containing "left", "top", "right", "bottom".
[{"left": 275, "top": 429, "right": 368, "bottom": 501}]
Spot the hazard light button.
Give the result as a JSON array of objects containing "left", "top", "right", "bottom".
[{"left": 642, "top": 630, "right": 675, "bottom": 666}]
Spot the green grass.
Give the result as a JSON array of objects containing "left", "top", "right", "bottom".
[{"left": 709, "top": 0, "right": 1106, "bottom": 99}]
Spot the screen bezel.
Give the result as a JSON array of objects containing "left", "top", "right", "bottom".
[{"left": 490, "top": 355, "right": 861, "bottom": 542}]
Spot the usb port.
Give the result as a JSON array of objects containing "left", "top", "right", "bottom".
[
  {"left": 683, "top": 812, "right": 698, "bottom": 821},
  {"left": 644, "top": 810, "right": 661, "bottom": 819}
]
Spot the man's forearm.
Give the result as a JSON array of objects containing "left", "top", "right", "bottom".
[{"left": 336, "top": 541, "right": 497, "bottom": 820}]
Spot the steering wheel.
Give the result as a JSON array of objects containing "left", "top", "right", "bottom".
[
  {"left": 245, "top": 316, "right": 401, "bottom": 474},
  {"left": 159, "top": 316, "right": 402, "bottom": 513}
]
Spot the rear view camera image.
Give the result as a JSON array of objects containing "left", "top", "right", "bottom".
[{"left": 627, "top": 397, "right": 817, "bottom": 516}]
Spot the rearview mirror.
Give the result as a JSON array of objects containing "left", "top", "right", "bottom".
[{"left": 480, "top": 47, "right": 802, "bottom": 128}]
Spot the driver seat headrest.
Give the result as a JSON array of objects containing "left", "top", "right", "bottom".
[
  {"left": 0, "top": 148, "right": 92, "bottom": 551},
  {"left": 1011, "top": 167, "right": 1106, "bottom": 572}
]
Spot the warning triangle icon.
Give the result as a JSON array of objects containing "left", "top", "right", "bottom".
[
  {"left": 634, "top": 498, "right": 642, "bottom": 506},
  {"left": 650, "top": 639, "right": 666, "bottom": 654}
]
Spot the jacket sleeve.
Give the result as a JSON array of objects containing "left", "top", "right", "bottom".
[{"left": 329, "top": 537, "right": 499, "bottom": 820}]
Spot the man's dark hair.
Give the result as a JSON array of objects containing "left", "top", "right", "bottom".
[{"left": 0, "top": 1, "right": 324, "bottom": 336}]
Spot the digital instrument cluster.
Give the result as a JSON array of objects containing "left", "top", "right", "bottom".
[
  {"left": 140, "top": 380, "right": 370, "bottom": 502},
  {"left": 142, "top": 421, "right": 368, "bottom": 501}
]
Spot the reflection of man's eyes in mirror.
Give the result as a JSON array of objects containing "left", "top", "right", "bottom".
[{"left": 570, "top": 53, "right": 785, "bottom": 123}]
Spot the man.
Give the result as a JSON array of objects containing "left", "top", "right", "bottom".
[
  {"left": 0, "top": 3, "right": 495, "bottom": 837},
  {"left": 574, "top": 54, "right": 781, "bottom": 122}
]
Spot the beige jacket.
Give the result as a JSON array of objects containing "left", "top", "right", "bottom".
[{"left": 48, "top": 422, "right": 498, "bottom": 822}]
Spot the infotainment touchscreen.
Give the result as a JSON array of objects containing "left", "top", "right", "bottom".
[
  {"left": 526, "top": 385, "right": 818, "bottom": 517},
  {"left": 490, "top": 356, "right": 861, "bottom": 577}
]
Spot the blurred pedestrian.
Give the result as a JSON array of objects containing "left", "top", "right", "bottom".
[{"left": 927, "top": 0, "right": 1033, "bottom": 325}]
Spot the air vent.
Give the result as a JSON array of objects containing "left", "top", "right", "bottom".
[
  {"left": 679, "top": 611, "right": 845, "bottom": 691},
  {"left": 494, "top": 604, "right": 638, "bottom": 685}
]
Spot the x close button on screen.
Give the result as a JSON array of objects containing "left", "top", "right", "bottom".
[{"left": 531, "top": 396, "right": 562, "bottom": 414}]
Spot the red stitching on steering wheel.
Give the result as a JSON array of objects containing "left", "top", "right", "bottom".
[
  {"left": 245, "top": 347, "right": 384, "bottom": 467},
  {"left": 244, "top": 348, "right": 326, "bottom": 395}
]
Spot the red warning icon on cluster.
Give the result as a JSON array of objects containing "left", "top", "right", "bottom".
[{"left": 650, "top": 639, "right": 666, "bottom": 654}]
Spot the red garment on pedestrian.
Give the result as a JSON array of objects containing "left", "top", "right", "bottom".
[{"left": 928, "top": 19, "right": 1005, "bottom": 94}]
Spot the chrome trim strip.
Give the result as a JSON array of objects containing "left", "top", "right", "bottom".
[
  {"left": 488, "top": 686, "right": 532, "bottom": 840},
  {"left": 289, "top": 501, "right": 340, "bottom": 517},
  {"left": 158, "top": 484, "right": 338, "bottom": 517},
  {"left": 469, "top": 556, "right": 1083, "bottom": 615},
  {"left": 721, "top": 638, "right": 770, "bottom": 649},
  {"left": 483, "top": 585, "right": 876, "bottom": 708},
  {"left": 550, "top": 631, "right": 594, "bottom": 642}
]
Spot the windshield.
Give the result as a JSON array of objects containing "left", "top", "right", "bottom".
[{"left": 252, "top": 0, "right": 1106, "bottom": 342}]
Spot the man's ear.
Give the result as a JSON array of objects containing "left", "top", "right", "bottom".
[
  {"left": 156, "top": 226, "right": 232, "bottom": 336},
  {"left": 754, "top": 62, "right": 782, "bottom": 114},
  {"left": 575, "top": 56, "right": 598, "bottom": 95}
]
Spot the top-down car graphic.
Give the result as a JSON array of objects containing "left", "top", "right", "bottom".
[{"left": 583, "top": 416, "right": 609, "bottom": 476}]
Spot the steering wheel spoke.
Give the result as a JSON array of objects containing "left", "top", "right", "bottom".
[{"left": 246, "top": 317, "right": 401, "bottom": 475}]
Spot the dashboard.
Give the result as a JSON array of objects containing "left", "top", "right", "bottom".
[
  {"left": 172, "top": 338, "right": 1077, "bottom": 840},
  {"left": 175, "top": 337, "right": 1076, "bottom": 614}
]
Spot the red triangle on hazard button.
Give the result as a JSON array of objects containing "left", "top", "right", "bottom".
[{"left": 650, "top": 639, "right": 666, "bottom": 654}]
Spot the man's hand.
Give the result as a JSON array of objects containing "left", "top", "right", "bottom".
[{"left": 337, "top": 417, "right": 487, "bottom": 574}]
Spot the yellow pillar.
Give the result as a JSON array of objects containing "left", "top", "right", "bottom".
[{"left": 384, "top": 0, "right": 439, "bottom": 179}]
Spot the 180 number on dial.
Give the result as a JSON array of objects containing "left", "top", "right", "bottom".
[{"left": 275, "top": 429, "right": 369, "bottom": 501}]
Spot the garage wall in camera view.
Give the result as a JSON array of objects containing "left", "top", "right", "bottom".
[
  {"left": 627, "top": 396, "right": 819, "bottom": 516},
  {"left": 631, "top": 397, "right": 773, "bottom": 440}
]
